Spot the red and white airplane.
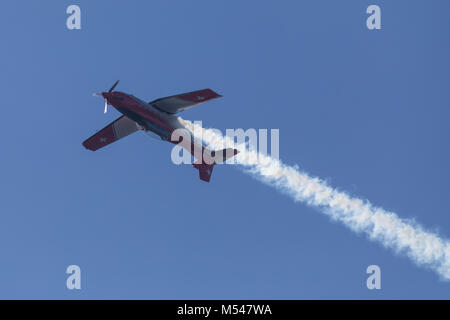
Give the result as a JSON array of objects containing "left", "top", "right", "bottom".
[{"left": 82, "top": 81, "right": 238, "bottom": 182}]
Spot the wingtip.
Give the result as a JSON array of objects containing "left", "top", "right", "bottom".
[
  {"left": 82, "top": 141, "right": 96, "bottom": 151},
  {"left": 207, "top": 88, "right": 222, "bottom": 98}
]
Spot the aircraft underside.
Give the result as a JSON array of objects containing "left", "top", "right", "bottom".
[{"left": 83, "top": 82, "right": 238, "bottom": 182}]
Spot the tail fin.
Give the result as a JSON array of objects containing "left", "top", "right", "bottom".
[
  {"left": 193, "top": 148, "right": 238, "bottom": 182},
  {"left": 193, "top": 163, "right": 215, "bottom": 182}
]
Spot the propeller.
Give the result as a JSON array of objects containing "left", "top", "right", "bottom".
[
  {"left": 93, "top": 80, "right": 119, "bottom": 114},
  {"left": 108, "top": 80, "right": 119, "bottom": 93}
]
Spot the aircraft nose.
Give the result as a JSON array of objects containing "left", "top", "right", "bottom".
[{"left": 101, "top": 92, "right": 114, "bottom": 104}]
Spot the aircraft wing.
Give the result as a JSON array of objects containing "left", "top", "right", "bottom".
[
  {"left": 82, "top": 116, "right": 140, "bottom": 151},
  {"left": 149, "top": 89, "right": 221, "bottom": 114}
]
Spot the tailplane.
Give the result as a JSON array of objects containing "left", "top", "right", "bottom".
[
  {"left": 193, "top": 148, "right": 239, "bottom": 182},
  {"left": 211, "top": 148, "right": 239, "bottom": 164}
]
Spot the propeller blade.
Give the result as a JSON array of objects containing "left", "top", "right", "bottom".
[
  {"left": 104, "top": 99, "right": 108, "bottom": 113},
  {"left": 108, "top": 80, "right": 119, "bottom": 93}
]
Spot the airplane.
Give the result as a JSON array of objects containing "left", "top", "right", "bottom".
[{"left": 82, "top": 81, "right": 239, "bottom": 182}]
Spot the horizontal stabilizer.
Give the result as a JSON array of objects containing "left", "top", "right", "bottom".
[
  {"left": 192, "top": 149, "right": 238, "bottom": 182},
  {"left": 211, "top": 148, "right": 239, "bottom": 164}
]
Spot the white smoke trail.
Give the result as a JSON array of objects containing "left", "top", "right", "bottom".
[{"left": 180, "top": 118, "right": 450, "bottom": 280}]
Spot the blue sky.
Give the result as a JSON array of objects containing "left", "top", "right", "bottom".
[{"left": 0, "top": 0, "right": 449, "bottom": 299}]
